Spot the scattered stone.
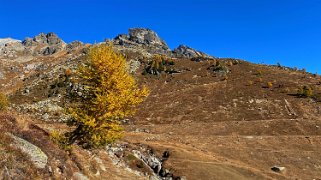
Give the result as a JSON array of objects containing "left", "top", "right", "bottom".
[
  {"left": 0, "top": 70, "right": 4, "bottom": 79},
  {"left": 271, "top": 166, "right": 286, "bottom": 173},
  {"left": 127, "top": 59, "right": 141, "bottom": 74},
  {"left": 162, "top": 150, "right": 170, "bottom": 160},
  {"left": 284, "top": 99, "right": 297, "bottom": 116},
  {"left": 73, "top": 172, "right": 89, "bottom": 180},
  {"left": 133, "top": 150, "right": 162, "bottom": 174}
]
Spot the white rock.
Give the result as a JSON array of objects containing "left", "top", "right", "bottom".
[{"left": 8, "top": 133, "right": 48, "bottom": 169}]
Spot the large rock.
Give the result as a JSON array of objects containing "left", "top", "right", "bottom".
[
  {"left": 8, "top": 133, "right": 48, "bottom": 169},
  {"left": 173, "top": 44, "right": 211, "bottom": 58}
]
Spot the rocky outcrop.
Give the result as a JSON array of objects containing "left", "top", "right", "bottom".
[
  {"left": 173, "top": 44, "right": 212, "bottom": 58},
  {"left": 128, "top": 28, "right": 169, "bottom": 50},
  {"left": 66, "top": 40, "right": 84, "bottom": 52},
  {"left": 0, "top": 33, "right": 68, "bottom": 58},
  {"left": 113, "top": 28, "right": 170, "bottom": 55},
  {"left": 22, "top": 32, "right": 66, "bottom": 55},
  {"left": 24, "top": 32, "right": 65, "bottom": 46}
]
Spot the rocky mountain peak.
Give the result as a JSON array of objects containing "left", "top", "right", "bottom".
[
  {"left": 21, "top": 32, "right": 66, "bottom": 56},
  {"left": 0, "top": 38, "right": 21, "bottom": 47},
  {"left": 128, "top": 28, "right": 169, "bottom": 49},
  {"left": 24, "top": 32, "right": 65, "bottom": 46},
  {"left": 173, "top": 44, "right": 212, "bottom": 58},
  {"left": 113, "top": 28, "right": 170, "bottom": 55}
]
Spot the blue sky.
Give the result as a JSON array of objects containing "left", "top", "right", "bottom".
[{"left": 1, "top": 0, "right": 321, "bottom": 73}]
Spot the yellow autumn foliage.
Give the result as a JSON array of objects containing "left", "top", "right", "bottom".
[
  {"left": 0, "top": 93, "right": 8, "bottom": 111},
  {"left": 66, "top": 44, "right": 149, "bottom": 148}
]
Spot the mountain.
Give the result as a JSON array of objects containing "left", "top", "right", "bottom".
[
  {"left": 0, "top": 38, "right": 21, "bottom": 46},
  {"left": 0, "top": 28, "right": 321, "bottom": 179}
]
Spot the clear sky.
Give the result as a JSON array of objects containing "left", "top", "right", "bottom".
[{"left": 1, "top": 0, "right": 321, "bottom": 73}]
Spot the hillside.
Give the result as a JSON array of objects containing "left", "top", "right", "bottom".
[{"left": 0, "top": 28, "right": 321, "bottom": 179}]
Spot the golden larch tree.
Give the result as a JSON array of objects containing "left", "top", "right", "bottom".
[{"left": 66, "top": 44, "right": 149, "bottom": 148}]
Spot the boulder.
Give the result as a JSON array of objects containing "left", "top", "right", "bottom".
[
  {"left": 8, "top": 133, "right": 48, "bottom": 169},
  {"left": 127, "top": 59, "right": 141, "bottom": 74}
]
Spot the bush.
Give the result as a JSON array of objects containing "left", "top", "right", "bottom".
[
  {"left": 267, "top": 82, "right": 273, "bottom": 88},
  {"left": 255, "top": 70, "right": 262, "bottom": 76},
  {"left": 208, "top": 61, "right": 229, "bottom": 74},
  {"left": 247, "top": 80, "right": 254, "bottom": 86},
  {"left": 297, "top": 85, "right": 313, "bottom": 97},
  {"left": 226, "top": 61, "right": 233, "bottom": 66},
  {"left": 143, "top": 55, "right": 175, "bottom": 75},
  {"left": 50, "top": 131, "right": 71, "bottom": 150},
  {"left": 0, "top": 93, "right": 8, "bottom": 111},
  {"left": 256, "top": 78, "right": 263, "bottom": 83},
  {"left": 65, "top": 44, "right": 149, "bottom": 148}
]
